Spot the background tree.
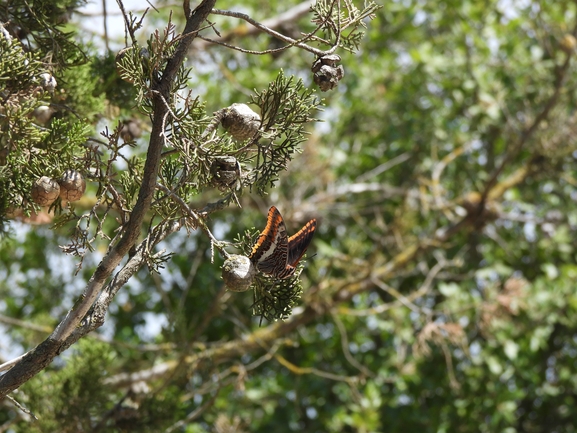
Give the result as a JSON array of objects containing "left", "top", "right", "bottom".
[{"left": 2, "top": 0, "right": 577, "bottom": 432}]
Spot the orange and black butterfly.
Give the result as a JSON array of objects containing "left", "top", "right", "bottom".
[{"left": 249, "top": 206, "right": 317, "bottom": 279}]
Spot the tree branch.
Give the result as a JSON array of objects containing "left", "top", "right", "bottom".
[
  {"left": 0, "top": 0, "right": 216, "bottom": 398},
  {"left": 0, "top": 219, "right": 182, "bottom": 386},
  {"left": 208, "top": 7, "right": 330, "bottom": 57},
  {"left": 192, "top": 2, "right": 313, "bottom": 51}
]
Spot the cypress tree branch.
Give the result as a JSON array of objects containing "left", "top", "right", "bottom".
[{"left": 0, "top": 0, "right": 217, "bottom": 398}]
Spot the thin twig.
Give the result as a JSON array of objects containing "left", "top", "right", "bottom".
[
  {"left": 156, "top": 183, "right": 230, "bottom": 259},
  {"left": 273, "top": 352, "right": 360, "bottom": 383},
  {"left": 5, "top": 395, "right": 37, "bottom": 421},
  {"left": 115, "top": 0, "right": 137, "bottom": 46},
  {"left": 0, "top": 314, "right": 51, "bottom": 333},
  {"left": 164, "top": 390, "right": 220, "bottom": 433},
  {"left": 372, "top": 277, "right": 426, "bottom": 314},
  {"left": 355, "top": 152, "right": 412, "bottom": 182},
  {"left": 102, "top": 0, "right": 109, "bottom": 52},
  {"left": 331, "top": 310, "right": 375, "bottom": 377},
  {"left": 196, "top": 34, "right": 296, "bottom": 55},
  {"left": 211, "top": 8, "right": 330, "bottom": 57}
]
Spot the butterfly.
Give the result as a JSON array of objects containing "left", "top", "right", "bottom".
[{"left": 249, "top": 206, "right": 317, "bottom": 279}]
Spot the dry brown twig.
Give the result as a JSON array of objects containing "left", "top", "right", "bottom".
[{"left": 194, "top": 1, "right": 340, "bottom": 57}]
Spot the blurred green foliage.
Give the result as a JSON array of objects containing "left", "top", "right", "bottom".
[{"left": 3, "top": 0, "right": 577, "bottom": 432}]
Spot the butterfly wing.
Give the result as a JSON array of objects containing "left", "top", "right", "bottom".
[
  {"left": 250, "top": 206, "right": 289, "bottom": 276},
  {"left": 287, "top": 218, "right": 317, "bottom": 268}
]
